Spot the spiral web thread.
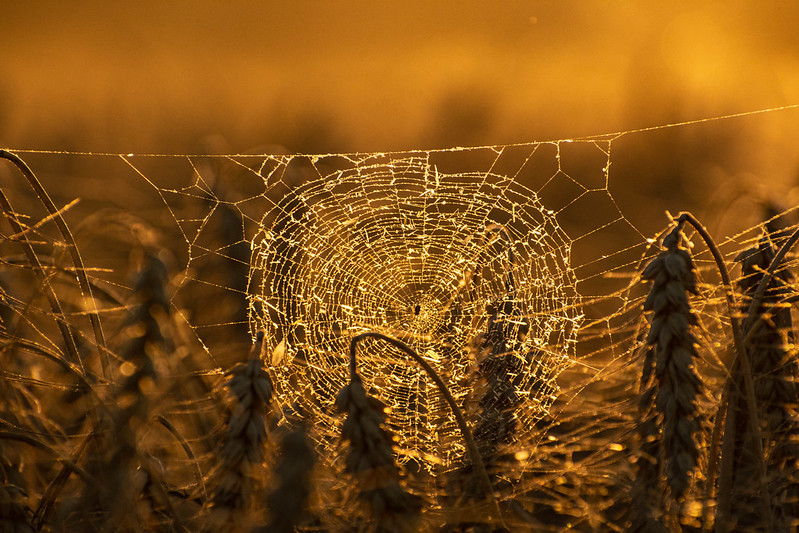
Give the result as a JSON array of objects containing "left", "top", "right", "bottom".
[{"left": 250, "top": 153, "right": 583, "bottom": 468}]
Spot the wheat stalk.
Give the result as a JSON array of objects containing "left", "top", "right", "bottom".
[
  {"left": 727, "top": 235, "right": 799, "bottom": 529},
  {"left": 336, "top": 353, "right": 422, "bottom": 531},
  {"left": 257, "top": 414, "right": 316, "bottom": 533}
]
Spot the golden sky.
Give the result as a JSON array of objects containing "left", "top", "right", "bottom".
[{"left": 1, "top": 1, "right": 798, "bottom": 154}]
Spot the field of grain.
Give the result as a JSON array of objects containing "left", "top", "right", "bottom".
[{"left": 1, "top": 128, "right": 799, "bottom": 532}]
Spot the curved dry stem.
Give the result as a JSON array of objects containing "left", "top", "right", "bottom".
[
  {"left": 155, "top": 414, "right": 207, "bottom": 503},
  {"left": 1, "top": 337, "right": 95, "bottom": 390},
  {"left": 0, "top": 187, "right": 84, "bottom": 370},
  {"left": 0, "top": 431, "right": 100, "bottom": 492},
  {"left": 741, "top": 225, "right": 799, "bottom": 331},
  {"left": 33, "top": 430, "right": 97, "bottom": 529},
  {"left": 0, "top": 149, "right": 111, "bottom": 380},
  {"left": 676, "top": 212, "right": 770, "bottom": 530},
  {"left": 349, "top": 331, "right": 504, "bottom": 525},
  {"left": 675, "top": 213, "right": 742, "bottom": 340}
]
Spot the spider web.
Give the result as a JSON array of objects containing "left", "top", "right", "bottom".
[
  {"left": 4, "top": 106, "right": 799, "bottom": 526},
  {"left": 0, "top": 138, "right": 710, "bottom": 460},
  {"left": 250, "top": 153, "right": 583, "bottom": 468},
  {"left": 113, "top": 139, "right": 639, "bottom": 473}
]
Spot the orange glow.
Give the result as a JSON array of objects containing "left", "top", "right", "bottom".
[{"left": 1, "top": 2, "right": 797, "bottom": 154}]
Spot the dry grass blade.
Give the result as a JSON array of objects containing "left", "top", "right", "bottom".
[
  {"left": 155, "top": 415, "right": 207, "bottom": 505},
  {"left": 0, "top": 483, "right": 35, "bottom": 533},
  {"left": 0, "top": 432, "right": 100, "bottom": 492},
  {"left": 0, "top": 187, "right": 83, "bottom": 370},
  {"left": 0, "top": 150, "right": 111, "bottom": 379},
  {"left": 32, "top": 430, "right": 96, "bottom": 529},
  {"left": 0, "top": 336, "right": 93, "bottom": 390}
]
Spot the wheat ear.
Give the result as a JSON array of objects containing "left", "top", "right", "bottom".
[
  {"left": 336, "top": 356, "right": 422, "bottom": 531},
  {"left": 641, "top": 221, "right": 703, "bottom": 502},
  {"left": 255, "top": 412, "right": 315, "bottom": 533},
  {"left": 629, "top": 344, "right": 668, "bottom": 532},
  {"left": 208, "top": 332, "right": 273, "bottom": 528}
]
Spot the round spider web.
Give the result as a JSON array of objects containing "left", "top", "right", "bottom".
[{"left": 249, "top": 156, "right": 581, "bottom": 468}]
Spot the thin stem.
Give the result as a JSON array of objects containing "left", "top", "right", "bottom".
[
  {"left": 0, "top": 187, "right": 84, "bottom": 370},
  {"left": 156, "top": 415, "right": 207, "bottom": 504},
  {"left": 676, "top": 212, "right": 771, "bottom": 530},
  {"left": 702, "top": 394, "right": 727, "bottom": 532},
  {"left": 0, "top": 150, "right": 111, "bottom": 380},
  {"left": 741, "top": 225, "right": 799, "bottom": 331},
  {"left": 33, "top": 430, "right": 96, "bottom": 529},
  {"left": 0, "top": 431, "right": 100, "bottom": 492},
  {"left": 1, "top": 337, "right": 93, "bottom": 390},
  {"left": 349, "top": 331, "right": 505, "bottom": 525}
]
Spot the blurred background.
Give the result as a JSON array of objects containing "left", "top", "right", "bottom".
[
  {"left": 1, "top": 6, "right": 798, "bottom": 528},
  {"left": 2, "top": 1, "right": 799, "bottom": 234}
]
